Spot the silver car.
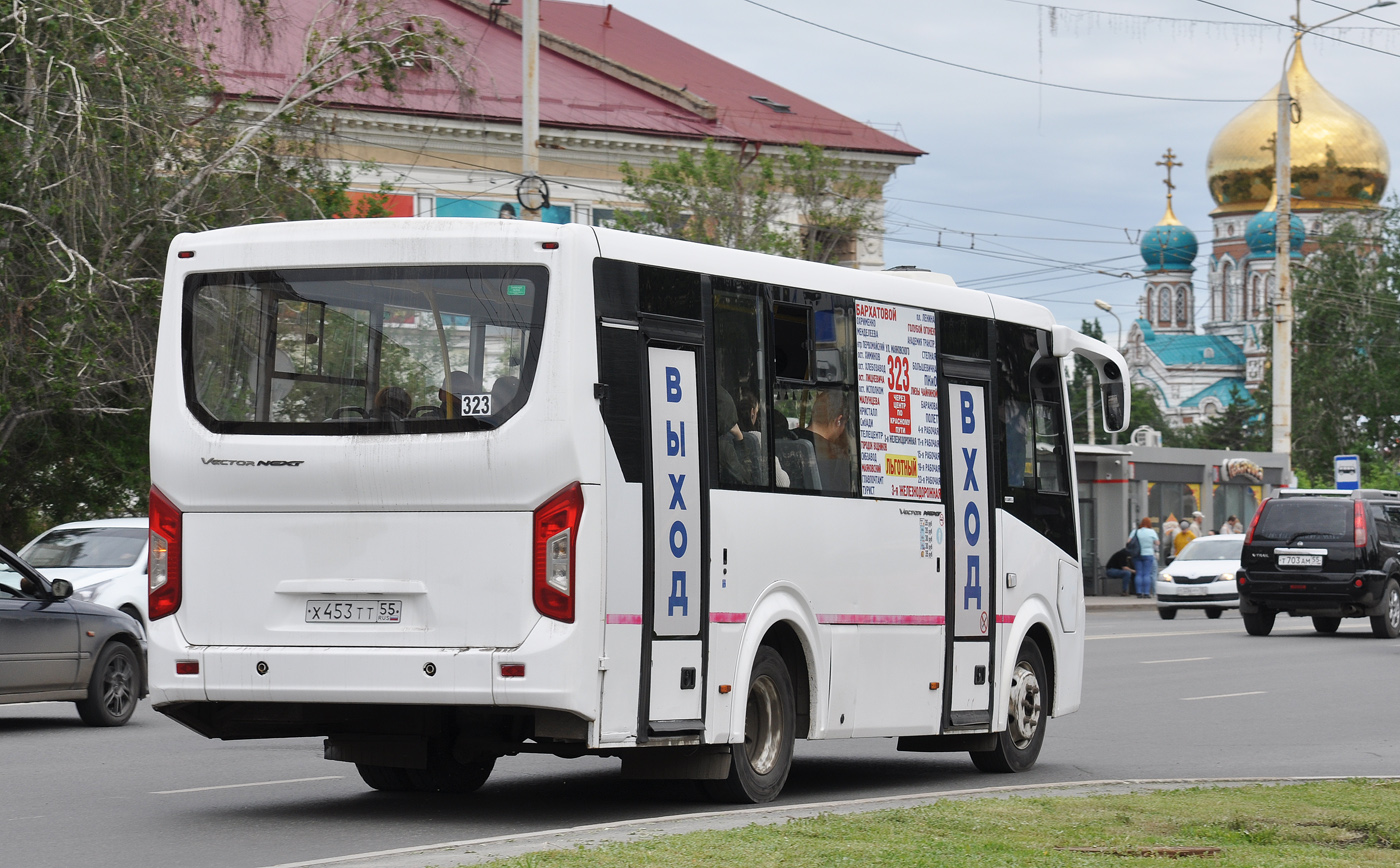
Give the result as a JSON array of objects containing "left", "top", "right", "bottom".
[{"left": 0, "top": 543, "right": 147, "bottom": 725}]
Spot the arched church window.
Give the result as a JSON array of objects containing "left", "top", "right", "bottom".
[
  {"left": 1143, "top": 286, "right": 1153, "bottom": 320},
  {"left": 1250, "top": 274, "right": 1262, "bottom": 319},
  {"left": 1220, "top": 262, "right": 1233, "bottom": 320},
  {"left": 1175, "top": 287, "right": 1187, "bottom": 326},
  {"left": 1159, "top": 288, "right": 1171, "bottom": 324}
]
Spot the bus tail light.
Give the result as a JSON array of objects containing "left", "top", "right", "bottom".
[
  {"left": 1245, "top": 499, "right": 1267, "bottom": 545},
  {"left": 1354, "top": 500, "right": 1367, "bottom": 548},
  {"left": 149, "top": 486, "right": 183, "bottom": 621},
  {"left": 533, "top": 483, "right": 583, "bottom": 623}
]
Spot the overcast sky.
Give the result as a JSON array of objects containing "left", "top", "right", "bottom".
[{"left": 602, "top": 0, "right": 1400, "bottom": 345}]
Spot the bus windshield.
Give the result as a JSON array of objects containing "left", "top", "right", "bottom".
[{"left": 183, "top": 265, "right": 548, "bottom": 435}]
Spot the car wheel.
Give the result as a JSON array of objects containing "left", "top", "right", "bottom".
[
  {"left": 970, "top": 640, "right": 1047, "bottom": 774},
  {"left": 1371, "top": 582, "right": 1400, "bottom": 639},
  {"left": 1242, "top": 608, "right": 1276, "bottom": 637},
  {"left": 1312, "top": 616, "right": 1341, "bottom": 634},
  {"left": 1205, "top": 608, "right": 1223, "bottom": 620},
  {"left": 76, "top": 642, "right": 139, "bottom": 727},
  {"left": 1157, "top": 607, "right": 1177, "bottom": 620},
  {"left": 705, "top": 645, "right": 795, "bottom": 803}
]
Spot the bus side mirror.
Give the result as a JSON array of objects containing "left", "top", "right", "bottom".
[{"left": 1064, "top": 331, "right": 1130, "bottom": 434}]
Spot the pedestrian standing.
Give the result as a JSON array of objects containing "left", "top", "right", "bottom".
[
  {"left": 1189, "top": 510, "right": 1206, "bottom": 538},
  {"left": 1220, "top": 515, "right": 1245, "bottom": 535},
  {"left": 1129, "top": 518, "right": 1159, "bottom": 598},
  {"left": 1172, "top": 519, "right": 1197, "bottom": 559}
]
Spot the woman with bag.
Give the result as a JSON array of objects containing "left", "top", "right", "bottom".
[{"left": 1128, "top": 518, "right": 1160, "bottom": 599}]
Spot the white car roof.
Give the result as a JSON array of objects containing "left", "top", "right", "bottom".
[{"left": 40, "top": 517, "right": 148, "bottom": 531}]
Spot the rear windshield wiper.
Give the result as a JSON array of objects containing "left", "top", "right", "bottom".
[{"left": 1284, "top": 532, "right": 1342, "bottom": 545}]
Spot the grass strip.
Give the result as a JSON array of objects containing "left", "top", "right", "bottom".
[{"left": 474, "top": 779, "right": 1400, "bottom": 867}]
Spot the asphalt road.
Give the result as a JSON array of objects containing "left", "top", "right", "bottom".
[{"left": 5, "top": 607, "right": 1399, "bottom": 868}]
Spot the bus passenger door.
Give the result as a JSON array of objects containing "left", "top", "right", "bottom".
[
  {"left": 944, "top": 376, "right": 995, "bottom": 728},
  {"left": 639, "top": 324, "right": 709, "bottom": 738}
]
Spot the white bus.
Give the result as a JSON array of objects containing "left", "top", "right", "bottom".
[{"left": 147, "top": 219, "right": 1127, "bottom": 803}]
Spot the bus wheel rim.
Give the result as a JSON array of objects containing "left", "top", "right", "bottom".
[
  {"left": 1007, "top": 661, "right": 1041, "bottom": 750},
  {"left": 744, "top": 675, "right": 782, "bottom": 775}
]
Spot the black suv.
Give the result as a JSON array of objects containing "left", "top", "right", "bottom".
[{"left": 1238, "top": 489, "right": 1400, "bottom": 638}]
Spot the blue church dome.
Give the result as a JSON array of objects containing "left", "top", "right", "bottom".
[
  {"left": 1140, "top": 204, "right": 1197, "bottom": 272},
  {"left": 1245, "top": 208, "right": 1305, "bottom": 258}
]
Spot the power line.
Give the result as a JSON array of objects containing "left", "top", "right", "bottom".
[
  {"left": 738, "top": 0, "right": 1258, "bottom": 103},
  {"left": 1003, "top": 0, "right": 1399, "bottom": 30},
  {"left": 1191, "top": 0, "right": 1400, "bottom": 60}
]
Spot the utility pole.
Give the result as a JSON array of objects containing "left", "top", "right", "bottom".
[
  {"left": 1271, "top": 0, "right": 1395, "bottom": 454},
  {"left": 520, "top": 0, "right": 542, "bottom": 221}
]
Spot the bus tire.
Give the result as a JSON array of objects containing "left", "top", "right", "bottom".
[
  {"left": 705, "top": 645, "right": 795, "bottom": 804},
  {"left": 405, "top": 751, "right": 496, "bottom": 794},
  {"left": 1242, "top": 608, "right": 1275, "bottom": 636},
  {"left": 970, "top": 640, "right": 1046, "bottom": 774},
  {"left": 356, "top": 763, "right": 415, "bottom": 792}
]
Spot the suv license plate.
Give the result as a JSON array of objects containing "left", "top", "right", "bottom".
[
  {"left": 1278, "top": 554, "right": 1322, "bottom": 567},
  {"left": 305, "top": 600, "right": 402, "bottom": 623}
]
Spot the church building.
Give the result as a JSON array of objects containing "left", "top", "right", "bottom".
[{"left": 1124, "top": 43, "right": 1389, "bottom": 427}]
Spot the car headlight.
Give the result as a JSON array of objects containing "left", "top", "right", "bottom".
[
  {"left": 72, "top": 577, "right": 113, "bottom": 602},
  {"left": 1219, "top": 572, "right": 1235, "bottom": 583},
  {"left": 1158, "top": 573, "right": 1173, "bottom": 583}
]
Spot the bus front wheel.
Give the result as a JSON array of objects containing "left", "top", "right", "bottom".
[
  {"left": 970, "top": 640, "right": 1047, "bottom": 773},
  {"left": 705, "top": 645, "right": 795, "bottom": 804}
]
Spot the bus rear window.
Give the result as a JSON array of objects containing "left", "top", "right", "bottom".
[
  {"left": 183, "top": 265, "right": 548, "bottom": 435},
  {"left": 1252, "top": 499, "right": 1352, "bottom": 543}
]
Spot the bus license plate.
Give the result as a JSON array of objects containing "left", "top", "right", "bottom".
[
  {"left": 1278, "top": 555, "right": 1322, "bottom": 567},
  {"left": 305, "top": 600, "right": 402, "bottom": 623}
]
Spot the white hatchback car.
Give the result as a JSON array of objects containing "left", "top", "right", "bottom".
[
  {"left": 20, "top": 518, "right": 148, "bottom": 631},
  {"left": 1156, "top": 534, "right": 1244, "bottom": 620}
]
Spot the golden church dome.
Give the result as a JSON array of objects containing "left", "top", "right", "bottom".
[{"left": 1206, "top": 42, "right": 1388, "bottom": 215}]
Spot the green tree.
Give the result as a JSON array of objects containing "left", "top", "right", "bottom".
[
  {"left": 616, "top": 140, "right": 881, "bottom": 263},
  {"left": 1289, "top": 215, "right": 1400, "bottom": 483},
  {"left": 1067, "top": 318, "right": 1104, "bottom": 444},
  {"left": 0, "top": 0, "right": 469, "bottom": 543}
]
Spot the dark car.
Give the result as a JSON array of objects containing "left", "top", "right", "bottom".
[
  {"left": 0, "top": 542, "right": 147, "bottom": 725},
  {"left": 1238, "top": 489, "right": 1400, "bottom": 638}
]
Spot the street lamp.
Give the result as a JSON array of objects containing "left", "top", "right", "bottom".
[
  {"left": 1272, "top": 1, "right": 1395, "bottom": 456},
  {"left": 1093, "top": 298, "right": 1124, "bottom": 352}
]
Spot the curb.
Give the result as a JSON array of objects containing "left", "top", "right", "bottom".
[{"left": 259, "top": 776, "right": 1399, "bottom": 868}]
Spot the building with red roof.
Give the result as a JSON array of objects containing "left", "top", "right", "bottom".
[{"left": 206, "top": 0, "right": 923, "bottom": 266}]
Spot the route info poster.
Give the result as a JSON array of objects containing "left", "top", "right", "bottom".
[{"left": 855, "top": 301, "right": 941, "bottom": 501}]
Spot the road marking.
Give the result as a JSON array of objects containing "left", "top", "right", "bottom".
[
  {"left": 152, "top": 775, "right": 343, "bottom": 795},
  {"left": 1088, "top": 625, "right": 1322, "bottom": 641},
  {"left": 1182, "top": 691, "right": 1267, "bottom": 701},
  {"left": 1141, "top": 656, "right": 1212, "bottom": 664}
]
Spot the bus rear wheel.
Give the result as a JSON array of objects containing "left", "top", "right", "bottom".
[
  {"left": 970, "top": 640, "right": 1047, "bottom": 773},
  {"left": 705, "top": 645, "right": 795, "bottom": 804}
]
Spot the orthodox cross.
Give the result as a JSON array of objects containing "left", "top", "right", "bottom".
[{"left": 1155, "top": 148, "right": 1182, "bottom": 205}]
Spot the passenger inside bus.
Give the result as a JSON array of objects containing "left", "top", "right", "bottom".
[
  {"left": 796, "top": 389, "right": 855, "bottom": 495},
  {"left": 415, "top": 370, "right": 480, "bottom": 419}
]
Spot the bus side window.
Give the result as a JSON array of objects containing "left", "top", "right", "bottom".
[
  {"left": 772, "top": 288, "right": 857, "bottom": 496},
  {"left": 995, "top": 323, "right": 1076, "bottom": 557},
  {"left": 712, "top": 278, "right": 769, "bottom": 490}
]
